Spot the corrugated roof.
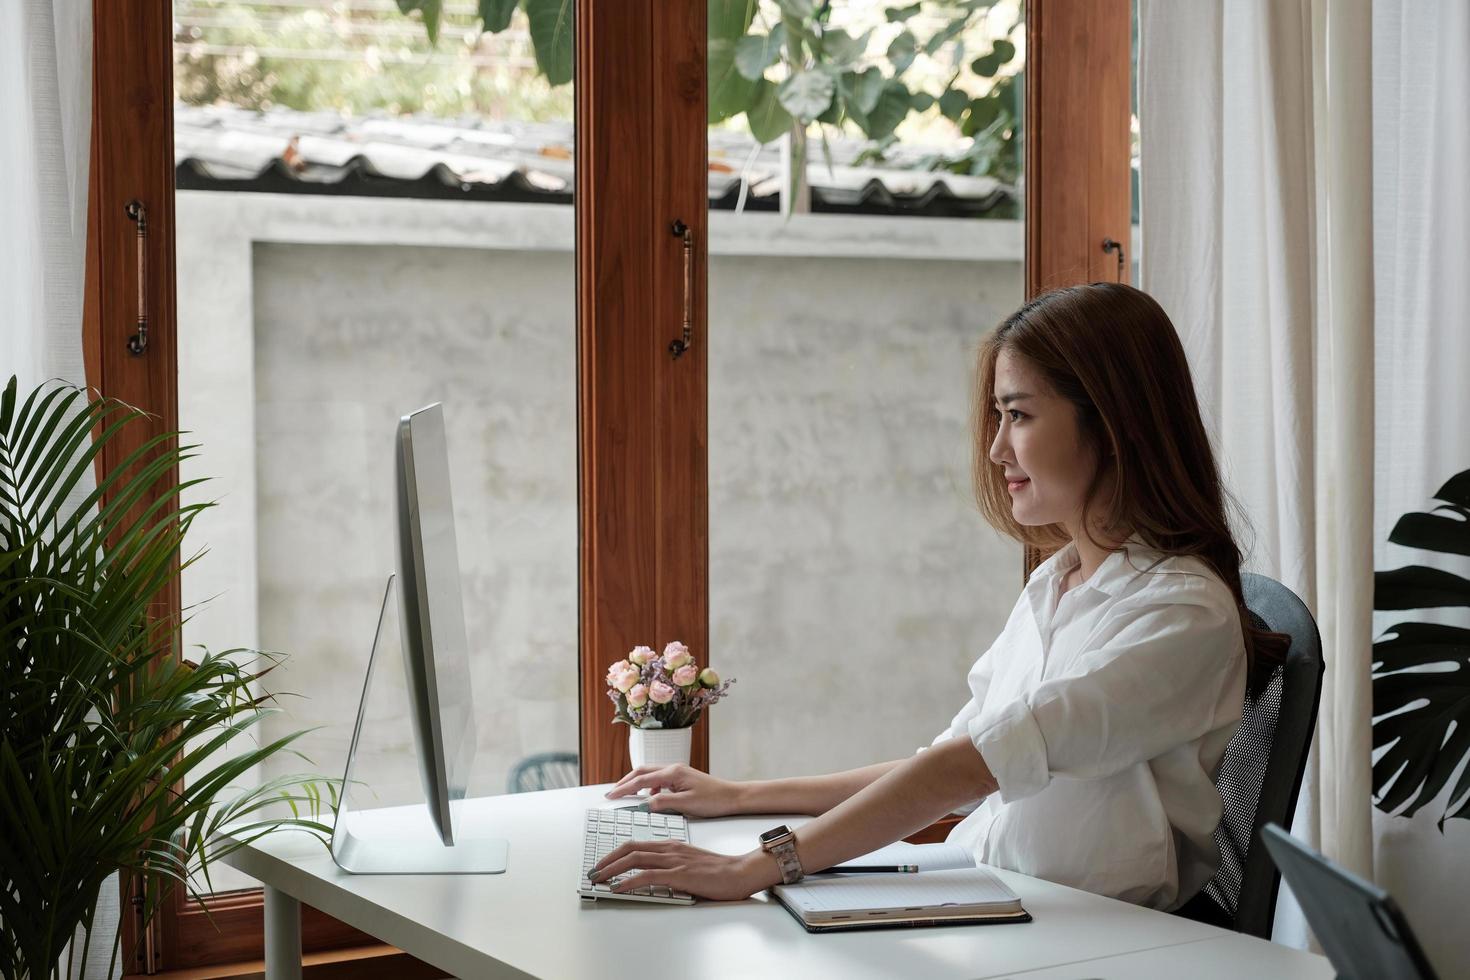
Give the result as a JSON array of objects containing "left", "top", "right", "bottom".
[{"left": 174, "top": 105, "right": 1016, "bottom": 219}]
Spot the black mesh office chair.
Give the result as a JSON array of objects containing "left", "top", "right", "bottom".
[
  {"left": 1176, "top": 572, "right": 1324, "bottom": 939},
  {"left": 506, "top": 751, "right": 580, "bottom": 794}
]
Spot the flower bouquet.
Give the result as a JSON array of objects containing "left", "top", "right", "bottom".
[{"left": 605, "top": 642, "right": 734, "bottom": 768}]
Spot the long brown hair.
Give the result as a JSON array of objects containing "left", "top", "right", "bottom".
[{"left": 972, "top": 282, "right": 1287, "bottom": 691}]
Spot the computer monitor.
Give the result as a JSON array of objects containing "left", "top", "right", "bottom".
[
  {"left": 396, "top": 402, "right": 475, "bottom": 846},
  {"left": 329, "top": 402, "right": 508, "bottom": 875}
]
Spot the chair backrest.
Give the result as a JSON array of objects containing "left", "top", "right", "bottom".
[
  {"left": 506, "top": 751, "right": 580, "bottom": 794},
  {"left": 1188, "top": 572, "right": 1324, "bottom": 939}
]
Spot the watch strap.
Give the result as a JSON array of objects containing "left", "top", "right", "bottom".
[{"left": 761, "top": 827, "right": 804, "bottom": 884}]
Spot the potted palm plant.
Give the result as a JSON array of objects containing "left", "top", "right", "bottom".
[{"left": 0, "top": 377, "right": 334, "bottom": 980}]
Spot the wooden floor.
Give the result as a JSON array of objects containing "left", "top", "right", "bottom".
[{"left": 127, "top": 944, "right": 448, "bottom": 980}]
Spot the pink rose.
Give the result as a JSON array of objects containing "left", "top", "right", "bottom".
[
  {"left": 661, "top": 641, "right": 692, "bottom": 670},
  {"left": 672, "top": 664, "right": 698, "bottom": 687},
  {"left": 649, "top": 680, "right": 676, "bottom": 704},
  {"left": 628, "top": 646, "right": 656, "bottom": 666},
  {"left": 698, "top": 667, "right": 720, "bottom": 688},
  {"left": 611, "top": 667, "right": 640, "bottom": 693},
  {"left": 626, "top": 683, "right": 648, "bottom": 709},
  {"left": 605, "top": 660, "right": 630, "bottom": 685}
]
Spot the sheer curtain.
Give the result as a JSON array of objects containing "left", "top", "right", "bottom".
[
  {"left": 2, "top": 1, "right": 110, "bottom": 976},
  {"left": 2, "top": 0, "right": 91, "bottom": 393},
  {"left": 1369, "top": 2, "right": 1470, "bottom": 977},
  {"left": 1137, "top": 0, "right": 1376, "bottom": 948}
]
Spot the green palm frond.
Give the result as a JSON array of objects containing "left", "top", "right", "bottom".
[
  {"left": 1, "top": 377, "right": 335, "bottom": 980},
  {"left": 1372, "top": 468, "right": 1470, "bottom": 829}
]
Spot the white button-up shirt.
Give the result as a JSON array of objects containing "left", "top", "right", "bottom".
[{"left": 930, "top": 533, "right": 1247, "bottom": 910}]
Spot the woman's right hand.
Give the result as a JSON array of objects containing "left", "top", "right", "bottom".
[{"left": 603, "top": 764, "right": 746, "bottom": 818}]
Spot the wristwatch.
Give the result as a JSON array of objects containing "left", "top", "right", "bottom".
[{"left": 759, "top": 824, "right": 804, "bottom": 884}]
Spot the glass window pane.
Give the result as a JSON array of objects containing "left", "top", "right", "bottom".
[
  {"left": 708, "top": 1, "right": 1026, "bottom": 780},
  {"left": 173, "top": 0, "right": 578, "bottom": 893}
]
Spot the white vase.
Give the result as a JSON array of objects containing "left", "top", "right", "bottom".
[{"left": 628, "top": 725, "right": 692, "bottom": 769}]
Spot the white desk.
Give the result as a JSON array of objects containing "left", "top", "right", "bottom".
[{"left": 222, "top": 785, "right": 1333, "bottom": 980}]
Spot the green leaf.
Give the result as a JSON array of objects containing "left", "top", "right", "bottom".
[
  {"left": 887, "top": 31, "right": 917, "bottom": 73},
  {"left": 817, "top": 126, "right": 835, "bottom": 177},
  {"left": 735, "top": 26, "right": 784, "bottom": 81},
  {"left": 710, "top": 38, "right": 761, "bottom": 123},
  {"left": 886, "top": 2, "right": 923, "bottom": 22},
  {"left": 839, "top": 67, "right": 884, "bottom": 115},
  {"left": 971, "top": 52, "right": 1003, "bottom": 77},
  {"left": 478, "top": 0, "right": 517, "bottom": 32},
  {"left": 525, "top": 0, "right": 573, "bottom": 86},
  {"left": 993, "top": 71, "right": 1021, "bottom": 114},
  {"left": 710, "top": 0, "right": 757, "bottom": 39},
  {"left": 938, "top": 87, "right": 969, "bottom": 121},
  {"left": 992, "top": 38, "right": 1016, "bottom": 63},
  {"left": 855, "top": 79, "right": 911, "bottom": 140},
  {"left": 777, "top": 68, "right": 837, "bottom": 124},
  {"left": 396, "top": 0, "right": 442, "bottom": 45},
  {"left": 746, "top": 79, "right": 794, "bottom": 144},
  {"left": 776, "top": 0, "right": 818, "bottom": 17},
  {"left": 960, "top": 94, "right": 1002, "bottom": 137},
  {"left": 816, "top": 91, "right": 844, "bottom": 126},
  {"left": 909, "top": 90, "right": 935, "bottom": 112},
  {"left": 923, "top": 16, "right": 967, "bottom": 56},
  {"left": 819, "top": 27, "right": 871, "bottom": 67},
  {"left": 780, "top": 12, "right": 816, "bottom": 52}
]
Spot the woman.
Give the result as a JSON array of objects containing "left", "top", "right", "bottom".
[{"left": 588, "top": 283, "right": 1284, "bottom": 910}]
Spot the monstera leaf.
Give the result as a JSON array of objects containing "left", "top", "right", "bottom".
[{"left": 1372, "top": 468, "right": 1470, "bottom": 829}]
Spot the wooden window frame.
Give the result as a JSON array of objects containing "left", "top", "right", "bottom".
[
  {"left": 1021, "top": 0, "right": 1134, "bottom": 579},
  {"left": 85, "top": 0, "right": 1127, "bottom": 973},
  {"left": 575, "top": 0, "right": 710, "bottom": 785}
]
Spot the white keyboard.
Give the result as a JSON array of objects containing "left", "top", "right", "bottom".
[{"left": 578, "top": 806, "right": 695, "bottom": 905}]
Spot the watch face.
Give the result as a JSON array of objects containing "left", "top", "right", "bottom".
[{"left": 759, "top": 825, "right": 790, "bottom": 845}]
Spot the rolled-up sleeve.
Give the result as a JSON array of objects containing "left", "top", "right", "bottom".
[
  {"left": 971, "top": 593, "right": 1243, "bottom": 803},
  {"left": 923, "top": 638, "right": 1000, "bottom": 752}
]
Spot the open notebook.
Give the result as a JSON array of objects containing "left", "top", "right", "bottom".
[{"left": 771, "top": 842, "right": 1030, "bottom": 933}]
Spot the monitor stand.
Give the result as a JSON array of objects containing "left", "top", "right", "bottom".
[{"left": 330, "top": 575, "right": 509, "bottom": 874}]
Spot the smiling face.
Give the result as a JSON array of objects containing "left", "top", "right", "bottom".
[{"left": 988, "top": 348, "right": 1103, "bottom": 534}]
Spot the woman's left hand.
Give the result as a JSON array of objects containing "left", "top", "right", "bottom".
[{"left": 587, "top": 840, "right": 773, "bottom": 902}]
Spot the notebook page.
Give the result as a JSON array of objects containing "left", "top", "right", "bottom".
[
  {"left": 826, "top": 841, "right": 975, "bottom": 873},
  {"left": 776, "top": 867, "right": 1019, "bottom": 914}
]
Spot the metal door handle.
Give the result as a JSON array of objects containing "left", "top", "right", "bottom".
[
  {"left": 125, "top": 200, "right": 149, "bottom": 355},
  {"left": 669, "top": 219, "right": 693, "bottom": 358}
]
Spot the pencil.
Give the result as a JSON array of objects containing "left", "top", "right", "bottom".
[{"left": 810, "top": 864, "right": 919, "bottom": 875}]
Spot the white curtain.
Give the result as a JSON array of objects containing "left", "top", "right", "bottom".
[
  {"left": 2, "top": 0, "right": 91, "bottom": 393},
  {"left": 1138, "top": 0, "right": 1376, "bottom": 949},
  {"left": 1369, "top": 2, "right": 1470, "bottom": 978},
  {"left": 2, "top": 1, "right": 115, "bottom": 977}
]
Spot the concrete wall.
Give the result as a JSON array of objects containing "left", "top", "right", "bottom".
[
  {"left": 176, "top": 192, "right": 1024, "bottom": 813},
  {"left": 708, "top": 255, "right": 1022, "bottom": 779}
]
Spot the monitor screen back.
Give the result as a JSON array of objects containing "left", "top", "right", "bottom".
[{"left": 397, "top": 403, "right": 476, "bottom": 845}]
